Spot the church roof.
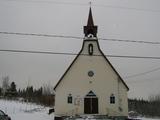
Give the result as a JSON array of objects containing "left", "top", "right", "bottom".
[{"left": 54, "top": 39, "right": 129, "bottom": 91}]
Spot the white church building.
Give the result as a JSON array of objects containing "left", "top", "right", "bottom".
[{"left": 54, "top": 8, "right": 129, "bottom": 119}]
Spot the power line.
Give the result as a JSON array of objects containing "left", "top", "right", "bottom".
[
  {"left": 126, "top": 78, "right": 160, "bottom": 83},
  {"left": 0, "top": 49, "right": 77, "bottom": 56},
  {"left": 94, "top": 4, "right": 160, "bottom": 13},
  {"left": 1, "top": 32, "right": 160, "bottom": 45},
  {"left": 125, "top": 67, "right": 160, "bottom": 79},
  {"left": 1, "top": 48, "right": 160, "bottom": 83},
  {"left": 2, "top": 0, "right": 88, "bottom": 6},
  {"left": 108, "top": 55, "right": 160, "bottom": 60},
  {"left": 0, "top": 32, "right": 82, "bottom": 39},
  {"left": 1, "top": 0, "right": 160, "bottom": 13},
  {"left": 0, "top": 49, "right": 160, "bottom": 60},
  {"left": 99, "top": 38, "right": 160, "bottom": 45}
]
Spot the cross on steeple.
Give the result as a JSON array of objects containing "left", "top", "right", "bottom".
[
  {"left": 84, "top": 7, "right": 98, "bottom": 37},
  {"left": 89, "top": 1, "right": 91, "bottom": 6}
]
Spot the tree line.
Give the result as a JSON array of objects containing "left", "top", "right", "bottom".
[
  {"left": 128, "top": 96, "right": 160, "bottom": 117},
  {"left": 1, "top": 76, "right": 160, "bottom": 117},
  {"left": 0, "top": 76, "right": 54, "bottom": 106}
]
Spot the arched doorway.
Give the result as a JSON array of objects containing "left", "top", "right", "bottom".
[{"left": 84, "top": 91, "right": 98, "bottom": 114}]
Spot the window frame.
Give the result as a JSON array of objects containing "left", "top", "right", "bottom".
[
  {"left": 110, "top": 94, "right": 115, "bottom": 104},
  {"left": 88, "top": 44, "right": 93, "bottom": 55},
  {"left": 67, "top": 94, "right": 73, "bottom": 104}
]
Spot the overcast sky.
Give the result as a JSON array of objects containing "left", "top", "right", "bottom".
[{"left": 0, "top": 0, "right": 160, "bottom": 100}]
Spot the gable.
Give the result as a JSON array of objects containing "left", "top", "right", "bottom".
[{"left": 54, "top": 39, "right": 129, "bottom": 91}]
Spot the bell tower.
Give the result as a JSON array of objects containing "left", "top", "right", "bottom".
[{"left": 84, "top": 8, "right": 98, "bottom": 37}]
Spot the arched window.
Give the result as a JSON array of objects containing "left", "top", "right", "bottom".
[
  {"left": 68, "top": 94, "right": 72, "bottom": 104},
  {"left": 88, "top": 44, "right": 93, "bottom": 55},
  {"left": 110, "top": 94, "right": 115, "bottom": 104}
]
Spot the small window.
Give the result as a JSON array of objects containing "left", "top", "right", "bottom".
[
  {"left": 88, "top": 44, "right": 93, "bottom": 55},
  {"left": 110, "top": 94, "right": 115, "bottom": 104},
  {"left": 68, "top": 94, "right": 72, "bottom": 104},
  {"left": 88, "top": 71, "right": 94, "bottom": 77}
]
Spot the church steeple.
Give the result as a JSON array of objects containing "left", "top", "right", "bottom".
[
  {"left": 84, "top": 7, "right": 98, "bottom": 37},
  {"left": 87, "top": 8, "right": 94, "bottom": 26}
]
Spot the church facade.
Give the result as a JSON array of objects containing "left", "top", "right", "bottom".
[{"left": 54, "top": 8, "right": 129, "bottom": 118}]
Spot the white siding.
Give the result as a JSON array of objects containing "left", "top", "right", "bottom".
[{"left": 54, "top": 40, "right": 128, "bottom": 117}]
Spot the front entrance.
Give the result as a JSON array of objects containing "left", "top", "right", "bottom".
[{"left": 84, "top": 91, "right": 98, "bottom": 114}]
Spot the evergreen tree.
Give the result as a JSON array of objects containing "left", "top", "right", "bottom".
[
  {"left": 10, "top": 82, "right": 17, "bottom": 92},
  {"left": 0, "top": 87, "right": 2, "bottom": 96},
  {"left": 2, "top": 76, "right": 10, "bottom": 95}
]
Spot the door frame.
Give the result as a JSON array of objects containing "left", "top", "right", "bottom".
[{"left": 84, "top": 91, "right": 99, "bottom": 114}]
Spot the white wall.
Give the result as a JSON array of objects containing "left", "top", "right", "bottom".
[{"left": 54, "top": 39, "right": 128, "bottom": 117}]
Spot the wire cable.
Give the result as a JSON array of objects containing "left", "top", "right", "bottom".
[
  {"left": 1, "top": 0, "right": 160, "bottom": 13},
  {"left": 1, "top": 32, "right": 160, "bottom": 45},
  {"left": 99, "top": 38, "right": 160, "bottom": 45},
  {"left": 126, "top": 78, "right": 160, "bottom": 83},
  {"left": 94, "top": 4, "right": 160, "bottom": 13},
  {"left": 124, "top": 67, "right": 160, "bottom": 79},
  {"left": 0, "top": 32, "right": 82, "bottom": 39},
  {"left": 0, "top": 49, "right": 160, "bottom": 60},
  {"left": 1, "top": 0, "right": 88, "bottom": 6},
  {"left": 1, "top": 49, "right": 160, "bottom": 83}
]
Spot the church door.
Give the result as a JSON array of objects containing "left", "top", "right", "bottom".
[{"left": 84, "top": 91, "right": 98, "bottom": 114}]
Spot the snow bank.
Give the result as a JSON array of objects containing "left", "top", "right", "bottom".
[{"left": 0, "top": 99, "right": 54, "bottom": 120}]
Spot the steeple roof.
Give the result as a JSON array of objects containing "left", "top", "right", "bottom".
[
  {"left": 87, "top": 8, "right": 94, "bottom": 26},
  {"left": 84, "top": 7, "right": 98, "bottom": 37}
]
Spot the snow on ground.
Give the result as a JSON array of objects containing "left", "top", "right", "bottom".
[
  {"left": 0, "top": 99, "right": 54, "bottom": 120},
  {"left": 142, "top": 118, "right": 160, "bottom": 120},
  {"left": 0, "top": 99, "right": 160, "bottom": 120}
]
